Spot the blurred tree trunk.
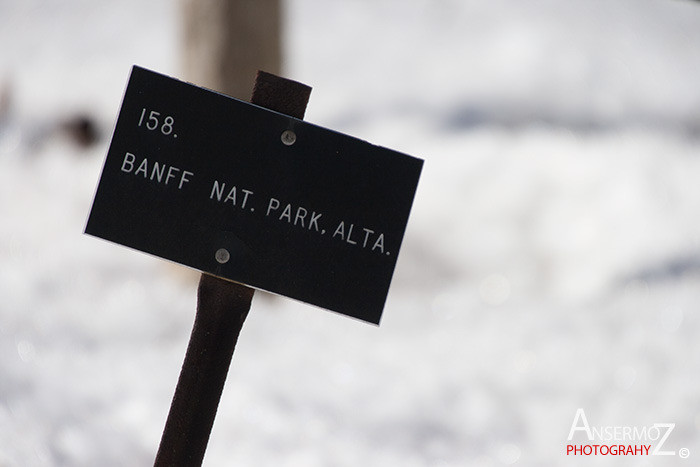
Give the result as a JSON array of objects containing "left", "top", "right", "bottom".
[{"left": 181, "top": 0, "right": 282, "bottom": 100}]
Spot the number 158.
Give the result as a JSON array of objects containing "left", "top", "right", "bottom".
[{"left": 138, "top": 108, "right": 175, "bottom": 136}]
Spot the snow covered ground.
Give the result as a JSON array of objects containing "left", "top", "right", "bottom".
[{"left": 2, "top": 0, "right": 700, "bottom": 465}]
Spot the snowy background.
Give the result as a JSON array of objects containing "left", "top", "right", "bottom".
[{"left": 2, "top": 0, "right": 700, "bottom": 465}]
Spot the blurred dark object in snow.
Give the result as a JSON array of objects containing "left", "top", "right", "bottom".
[
  {"left": 0, "top": 80, "right": 20, "bottom": 156},
  {"left": 0, "top": 108, "right": 102, "bottom": 155},
  {"left": 0, "top": 80, "right": 9, "bottom": 123},
  {"left": 58, "top": 113, "right": 100, "bottom": 148},
  {"left": 0, "top": 79, "right": 101, "bottom": 153},
  {"left": 441, "top": 100, "right": 700, "bottom": 137},
  {"left": 627, "top": 254, "right": 700, "bottom": 284}
]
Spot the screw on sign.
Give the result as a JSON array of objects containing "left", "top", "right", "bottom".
[
  {"left": 84, "top": 66, "right": 423, "bottom": 465},
  {"left": 214, "top": 247, "right": 230, "bottom": 264},
  {"left": 281, "top": 129, "right": 296, "bottom": 146}
]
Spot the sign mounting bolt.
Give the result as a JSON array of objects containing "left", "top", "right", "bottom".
[
  {"left": 215, "top": 248, "right": 230, "bottom": 264},
  {"left": 281, "top": 129, "right": 296, "bottom": 146}
]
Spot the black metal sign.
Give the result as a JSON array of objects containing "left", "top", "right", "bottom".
[{"left": 85, "top": 66, "right": 423, "bottom": 324}]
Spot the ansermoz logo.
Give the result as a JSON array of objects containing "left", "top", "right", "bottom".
[{"left": 566, "top": 409, "right": 689, "bottom": 459}]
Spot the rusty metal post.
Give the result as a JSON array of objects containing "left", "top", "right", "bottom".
[{"left": 154, "top": 72, "right": 311, "bottom": 466}]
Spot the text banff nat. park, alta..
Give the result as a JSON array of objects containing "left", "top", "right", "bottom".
[{"left": 119, "top": 151, "right": 390, "bottom": 256}]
